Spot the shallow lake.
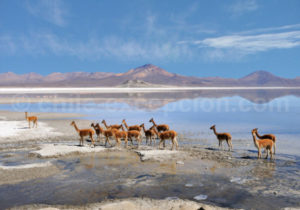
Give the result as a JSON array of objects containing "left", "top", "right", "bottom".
[{"left": 1, "top": 89, "right": 300, "bottom": 155}]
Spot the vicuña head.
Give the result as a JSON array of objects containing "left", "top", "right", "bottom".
[
  {"left": 70, "top": 121, "right": 76, "bottom": 126},
  {"left": 149, "top": 118, "right": 153, "bottom": 123},
  {"left": 210, "top": 125, "right": 216, "bottom": 130}
]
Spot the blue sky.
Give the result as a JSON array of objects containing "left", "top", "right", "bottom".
[{"left": 0, "top": 0, "right": 300, "bottom": 78}]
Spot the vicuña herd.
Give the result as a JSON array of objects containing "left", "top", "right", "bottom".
[
  {"left": 24, "top": 112, "right": 277, "bottom": 159},
  {"left": 74, "top": 118, "right": 178, "bottom": 150}
]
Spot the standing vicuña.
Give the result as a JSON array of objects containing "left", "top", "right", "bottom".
[
  {"left": 101, "top": 120, "right": 122, "bottom": 130},
  {"left": 253, "top": 128, "right": 276, "bottom": 154},
  {"left": 210, "top": 125, "right": 232, "bottom": 151},
  {"left": 251, "top": 129, "right": 274, "bottom": 159},
  {"left": 91, "top": 123, "right": 103, "bottom": 142},
  {"left": 149, "top": 118, "right": 169, "bottom": 132},
  {"left": 91, "top": 123, "right": 117, "bottom": 147},
  {"left": 141, "top": 123, "right": 156, "bottom": 146},
  {"left": 112, "top": 125, "right": 128, "bottom": 147},
  {"left": 122, "top": 119, "right": 142, "bottom": 131},
  {"left": 150, "top": 125, "right": 159, "bottom": 139},
  {"left": 25, "top": 112, "right": 38, "bottom": 128},
  {"left": 70, "top": 121, "right": 95, "bottom": 146},
  {"left": 158, "top": 130, "right": 178, "bottom": 150},
  {"left": 127, "top": 128, "right": 142, "bottom": 148}
]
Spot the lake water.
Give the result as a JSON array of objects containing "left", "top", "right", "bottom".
[{"left": 1, "top": 88, "right": 300, "bottom": 156}]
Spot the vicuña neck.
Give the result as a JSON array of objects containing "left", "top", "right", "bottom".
[
  {"left": 151, "top": 120, "right": 157, "bottom": 126},
  {"left": 123, "top": 120, "right": 129, "bottom": 129},
  {"left": 97, "top": 124, "right": 103, "bottom": 132},
  {"left": 72, "top": 123, "right": 79, "bottom": 133},
  {"left": 255, "top": 131, "right": 262, "bottom": 138},
  {"left": 212, "top": 127, "right": 218, "bottom": 135},
  {"left": 252, "top": 133, "right": 259, "bottom": 148},
  {"left": 103, "top": 121, "right": 109, "bottom": 128}
]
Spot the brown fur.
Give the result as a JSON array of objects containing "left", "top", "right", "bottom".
[
  {"left": 70, "top": 121, "right": 95, "bottom": 146},
  {"left": 252, "top": 129, "right": 274, "bottom": 159},
  {"left": 150, "top": 125, "right": 159, "bottom": 138},
  {"left": 91, "top": 123, "right": 117, "bottom": 147},
  {"left": 127, "top": 130, "right": 142, "bottom": 148},
  {"left": 141, "top": 123, "right": 156, "bottom": 146},
  {"left": 210, "top": 125, "right": 232, "bottom": 151},
  {"left": 122, "top": 119, "right": 142, "bottom": 131},
  {"left": 101, "top": 120, "right": 122, "bottom": 130},
  {"left": 112, "top": 125, "right": 128, "bottom": 147},
  {"left": 149, "top": 118, "right": 169, "bottom": 132},
  {"left": 254, "top": 128, "right": 276, "bottom": 154},
  {"left": 25, "top": 112, "right": 38, "bottom": 128},
  {"left": 158, "top": 130, "right": 178, "bottom": 150},
  {"left": 91, "top": 123, "right": 103, "bottom": 142}
]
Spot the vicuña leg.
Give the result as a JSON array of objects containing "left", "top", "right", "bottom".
[
  {"left": 159, "top": 139, "right": 164, "bottom": 149},
  {"left": 80, "top": 136, "right": 84, "bottom": 146},
  {"left": 258, "top": 148, "right": 261, "bottom": 159},
  {"left": 105, "top": 137, "right": 112, "bottom": 147},
  {"left": 89, "top": 133, "right": 95, "bottom": 146}
]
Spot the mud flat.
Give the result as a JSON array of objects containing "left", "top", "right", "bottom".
[
  {"left": 0, "top": 161, "right": 59, "bottom": 185},
  {"left": 135, "top": 149, "right": 183, "bottom": 162},
  {"left": 30, "top": 144, "right": 107, "bottom": 158},
  {"left": 0, "top": 110, "right": 90, "bottom": 146}
]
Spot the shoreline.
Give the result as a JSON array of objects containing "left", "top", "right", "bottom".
[{"left": 1, "top": 86, "right": 300, "bottom": 94}]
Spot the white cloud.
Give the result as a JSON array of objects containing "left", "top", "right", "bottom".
[
  {"left": 1, "top": 33, "right": 191, "bottom": 61},
  {"left": 25, "top": 0, "right": 67, "bottom": 27},
  {"left": 228, "top": 0, "right": 258, "bottom": 16},
  {"left": 237, "top": 24, "right": 300, "bottom": 35},
  {"left": 196, "top": 31, "right": 300, "bottom": 53},
  {"left": 176, "top": 24, "right": 300, "bottom": 61}
]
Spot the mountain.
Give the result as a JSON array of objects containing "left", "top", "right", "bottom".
[
  {"left": 238, "top": 70, "right": 296, "bottom": 86},
  {"left": 0, "top": 65, "right": 299, "bottom": 87}
]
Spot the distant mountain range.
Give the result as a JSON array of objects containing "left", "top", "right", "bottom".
[{"left": 0, "top": 64, "right": 299, "bottom": 87}]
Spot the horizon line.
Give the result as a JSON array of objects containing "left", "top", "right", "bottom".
[{"left": 1, "top": 86, "right": 300, "bottom": 94}]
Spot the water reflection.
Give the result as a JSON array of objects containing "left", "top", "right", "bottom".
[{"left": 1, "top": 89, "right": 300, "bottom": 110}]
